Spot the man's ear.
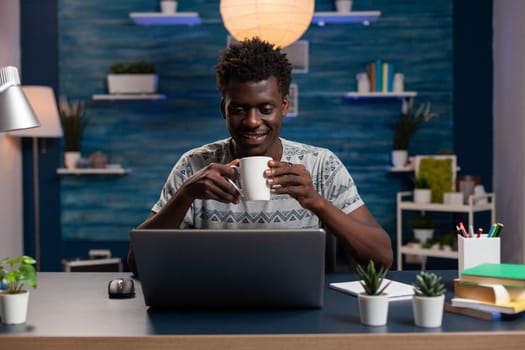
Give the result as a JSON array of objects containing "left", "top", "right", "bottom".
[
  {"left": 281, "top": 96, "right": 289, "bottom": 117},
  {"left": 220, "top": 99, "right": 226, "bottom": 119}
]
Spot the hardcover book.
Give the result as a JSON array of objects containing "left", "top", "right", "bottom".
[
  {"left": 460, "top": 263, "right": 525, "bottom": 287},
  {"left": 454, "top": 279, "right": 525, "bottom": 304},
  {"left": 451, "top": 297, "right": 525, "bottom": 314}
]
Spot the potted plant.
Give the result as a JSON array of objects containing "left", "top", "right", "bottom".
[
  {"left": 412, "top": 175, "right": 432, "bottom": 204},
  {"left": 391, "top": 98, "right": 438, "bottom": 167},
  {"left": 438, "top": 232, "right": 456, "bottom": 251},
  {"left": 412, "top": 271, "right": 446, "bottom": 327},
  {"left": 0, "top": 256, "right": 37, "bottom": 324},
  {"left": 411, "top": 213, "right": 434, "bottom": 243},
  {"left": 59, "top": 96, "right": 89, "bottom": 169},
  {"left": 355, "top": 260, "right": 391, "bottom": 326},
  {"left": 405, "top": 237, "right": 421, "bottom": 249},
  {"left": 107, "top": 60, "right": 158, "bottom": 94}
]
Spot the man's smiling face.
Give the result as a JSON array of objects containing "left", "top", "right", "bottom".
[{"left": 221, "top": 76, "right": 289, "bottom": 160}]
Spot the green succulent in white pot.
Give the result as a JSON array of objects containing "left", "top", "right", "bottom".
[
  {"left": 412, "top": 271, "right": 446, "bottom": 328},
  {"left": 355, "top": 260, "right": 391, "bottom": 326},
  {"left": 0, "top": 256, "right": 38, "bottom": 324}
]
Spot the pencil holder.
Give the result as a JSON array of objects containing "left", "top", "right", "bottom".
[{"left": 458, "top": 234, "right": 500, "bottom": 276}]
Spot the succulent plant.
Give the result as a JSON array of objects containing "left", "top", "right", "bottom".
[
  {"left": 411, "top": 214, "right": 434, "bottom": 229},
  {"left": 109, "top": 60, "right": 156, "bottom": 74},
  {"left": 412, "top": 175, "right": 432, "bottom": 189},
  {"left": 355, "top": 260, "right": 391, "bottom": 296},
  {"left": 413, "top": 271, "right": 446, "bottom": 297}
]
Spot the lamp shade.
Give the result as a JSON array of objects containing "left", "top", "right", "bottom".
[
  {"left": 0, "top": 66, "right": 40, "bottom": 132},
  {"left": 220, "top": 0, "right": 315, "bottom": 48},
  {"left": 9, "top": 86, "right": 63, "bottom": 138}
]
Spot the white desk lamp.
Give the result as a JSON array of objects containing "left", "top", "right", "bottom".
[{"left": 0, "top": 66, "right": 40, "bottom": 132}]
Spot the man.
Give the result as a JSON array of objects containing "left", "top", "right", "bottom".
[{"left": 128, "top": 37, "right": 392, "bottom": 274}]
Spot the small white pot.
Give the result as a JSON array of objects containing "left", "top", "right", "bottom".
[
  {"left": 335, "top": 0, "right": 353, "bottom": 12},
  {"left": 413, "top": 188, "right": 431, "bottom": 203},
  {"left": 64, "top": 151, "right": 81, "bottom": 169},
  {"left": 412, "top": 294, "right": 445, "bottom": 328},
  {"left": 107, "top": 74, "right": 158, "bottom": 94},
  {"left": 413, "top": 228, "right": 434, "bottom": 243},
  {"left": 160, "top": 1, "right": 177, "bottom": 13},
  {"left": 0, "top": 291, "right": 30, "bottom": 324},
  {"left": 391, "top": 150, "right": 408, "bottom": 168},
  {"left": 358, "top": 293, "right": 389, "bottom": 326}
]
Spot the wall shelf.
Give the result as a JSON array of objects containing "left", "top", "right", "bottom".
[
  {"left": 129, "top": 12, "right": 201, "bottom": 26},
  {"left": 92, "top": 94, "right": 166, "bottom": 101},
  {"left": 57, "top": 166, "right": 130, "bottom": 175},
  {"left": 344, "top": 92, "right": 418, "bottom": 112},
  {"left": 344, "top": 91, "right": 417, "bottom": 99},
  {"left": 312, "top": 11, "right": 381, "bottom": 26}
]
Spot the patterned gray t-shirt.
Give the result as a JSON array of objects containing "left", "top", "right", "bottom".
[{"left": 152, "top": 138, "right": 364, "bottom": 229}]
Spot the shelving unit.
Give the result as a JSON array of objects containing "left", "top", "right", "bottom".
[
  {"left": 57, "top": 166, "right": 131, "bottom": 175},
  {"left": 312, "top": 11, "right": 381, "bottom": 26},
  {"left": 92, "top": 94, "right": 166, "bottom": 101},
  {"left": 396, "top": 191, "right": 496, "bottom": 271},
  {"left": 129, "top": 12, "right": 201, "bottom": 26}
]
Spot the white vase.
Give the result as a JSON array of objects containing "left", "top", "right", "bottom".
[
  {"left": 64, "top": 151, "right": 81, "bottom": 169},
  {"left": 413, "top": 228, "right": 434, "bottom": 243},
  {"left": 412, "top": 294, "right": 445, "bottom": 328},
  {"left": 0, "top": 291, "right": 30, "bottom": 324},
  {"left": 335, "top": 0, "right": 353, "bottom": 12},
  {"left": 357, "top": 293, "right": 389, "bottom": 326},
  {"left": 413, "top": 188, "right": 431, "bottom": 203},
  {"left": 391, "top": 150, "right": 408, "bottom": 168},
  {"left": 160, "top": 1, "right": 177, "bottom": 13}
]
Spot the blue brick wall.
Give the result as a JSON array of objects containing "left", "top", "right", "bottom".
[{"left": 58, "top": 0, "right": 453, "bottom": 241}]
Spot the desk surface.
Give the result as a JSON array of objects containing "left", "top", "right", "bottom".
[{"left": 1, "top": 270, "right": 524, "bottom": 350}]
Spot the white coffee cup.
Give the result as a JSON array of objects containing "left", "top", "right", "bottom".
[{"left": 228, "top": 156, "right": 272, "bottom": 201}]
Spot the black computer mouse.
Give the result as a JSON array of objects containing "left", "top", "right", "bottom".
[{"left": 108, "top": 278, "right": 135, "bottom": 299}]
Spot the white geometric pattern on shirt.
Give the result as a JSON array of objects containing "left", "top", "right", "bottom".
[{"left": 152, "top": 138, "right": 364, "bottom": 228}]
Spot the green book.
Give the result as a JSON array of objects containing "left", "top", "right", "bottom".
[{"left": 461, "top": 263, "right": 525, "bottom": 287}]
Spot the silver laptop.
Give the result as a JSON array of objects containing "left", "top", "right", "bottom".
[{"left": 130, "top": 228, "right": 326, "bottom": 309}]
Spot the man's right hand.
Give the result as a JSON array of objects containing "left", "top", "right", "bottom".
[{"left": 181, "top": 161, "right": 241, "bottom": 204}]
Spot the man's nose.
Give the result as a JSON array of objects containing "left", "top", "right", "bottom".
[{"left": 244, "top": 109, "right": 262, "bottom": 127}]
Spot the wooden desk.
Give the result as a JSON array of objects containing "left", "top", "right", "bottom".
[{"left": 1, "top": 271, "right": 524, "bottom": 350}]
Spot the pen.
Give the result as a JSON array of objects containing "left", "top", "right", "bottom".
[
  {"left": 477, "top": 227, "right": 483, "bottom": 238},
  {"left": 493, "top": 223, "right": 504, "bottom": 237},
  {"left": 458, "top": 222, "right": 469, "bottom": 238},
  {"left": 488, "top": 224, "right": 496, "bottom": 237}
]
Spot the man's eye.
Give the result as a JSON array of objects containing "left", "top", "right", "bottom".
[
  {"left": 260, "top": 107, "right": 273, "bottom": 114},
  {"left": 229, "top": 106, "right": 244, "bottom": 114}
]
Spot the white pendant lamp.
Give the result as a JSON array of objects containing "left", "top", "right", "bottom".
[{"left": 220, "top": 0, "right": 315, "bottom": 48}]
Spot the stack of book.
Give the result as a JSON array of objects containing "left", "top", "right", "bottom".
[
  {"left": 365, "top": 59, "right": 394, "bottom": 92},
  {"left": 446, "top": 263, "right": 525, "bottom": 320}
]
